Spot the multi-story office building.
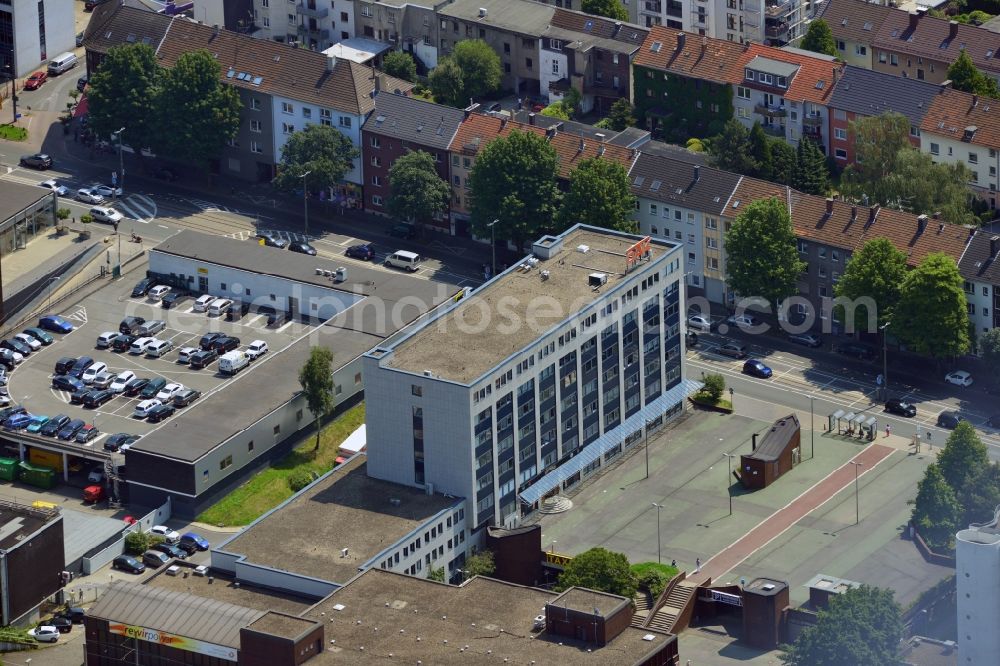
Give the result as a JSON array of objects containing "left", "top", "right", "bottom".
[
  {"left": 1, "top": 0, "right": 74, "bottom": 77},
  {"left": 363, "top": 225, "right": 696, "bottom": 530},
  {"left": 635, "top": 0, "right": 814, "bottom": 45},
  {"left": 957, "top": 509, "right": 1000, "bottom": 666}
]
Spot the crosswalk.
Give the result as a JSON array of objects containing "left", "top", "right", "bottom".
[
  {"left": 187, "top": 198, "right": 242, "bottom": 214},
  {"left": 225, "top": 228, "right": 313, "bottom": 243},
  {"left": 114, "top": 194, "right": 156, "bottom": 223}
]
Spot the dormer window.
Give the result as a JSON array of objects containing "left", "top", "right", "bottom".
[
  {"left": 760, "top": 73, "right": 773, "bottom": 85},
  {"left": 550, "top": 39, "right": 562, "bottom": 50},
  {"left": 745, "top": 69, "right": 755, "bottom": 81},
  {"left": 777, "top": 76, "right": 787, "bottom": 88}
]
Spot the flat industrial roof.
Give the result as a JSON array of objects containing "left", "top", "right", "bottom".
[
  {"left": 385, "top": 227, "right": 675, "bottom": 383},
  {"left": 0, "top": 502, "right": 56, "bottom": 549},
  {"left": 145, "top": 563, "right": 315, "bottom": 615},
  {"left": 62, "top": 508, "right": 127, "bottom": 565},
  {"left": 219, "top": 457, "right": 460, "bottom": 585},
  {"left": 552, "top": 587, "right": 629, "bottom": 617},
  {"left": 305, "top": 569, "right": 675, "bottom": 665},
  {"left": 0, "top": 180, "right": 51, "bottom": 219},
  {"left": 245, "top": 611, "right": 319, "bottom": 640}
]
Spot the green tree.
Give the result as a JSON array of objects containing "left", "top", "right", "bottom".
[
  {"left": 960, "top": 462, "right": 1000, "bottom": 527},
  {"left": 452, "top": 39, "right": 502, "bottom": 101},
  {"left": 769, "top": 139, "right": 796, "bottom": 185},
  {"left": 557, "top": 157, "right": 636, "bottom": 232},
  {"left": 947, "top": 48, "right": 1000, "bottom": 99},
  {"left": 287, "top": 469, "right": 313, "bottom": 492},
  {"left": 911, "top": 464, "right": 961, "bottom": 550},
  {"left": 937, "top": 421, "right": 990, "bottom": 494},
  {"left": 382, "top": 50, "right": 417, "bottom": 82},
  {"left": 686, "top": 137, "right": 706, "bottom": 152},
  {"left": 468, "top": 129, "right": 559, "bottom": 251},
  {"left": 273, "top": 124, "right": 360, "bottom": 194},
  {"left": 894, "top": 253, "right": 970, "bottom": 358},
  {"left": 981, "top": 328, "right": 1000, "bottom": 379},
  {"left": 841, "top": 112, "right": 910, "bottom": 201},
  {"left": 835, "top": 238, "right": 908, "bottom": 329},
  {"left": 748, "top": 122, "right": 773, "bottom": 180},
  {"left": 540, "top": 103, "right": 571, "bottom": 120},
  {"left": 429, "top": 57, "right": 465, "bottom": 107},
  {"left": 154, "top": 50, "right": 241, "bottom": 169},
  {"left": 86, "top": 43, "right": 160, "bottom": 156},
  {"left": 298, "top": 346, "right": 335, "bottom": 451},
  {"left": 387, "top": 150, "right": 450, "bottom": 224},
  {"left": 792, "top": 138, "right": 829, "bottom": 195},
  {"left": 555, "top": 547, "right": 637, "bottom": 598},
  {"left": 582, "top": 0, "right": 628, "bottom": 20},
  {"left": 709, "top": 119, "right": 756, "bottom": 175},
  {"left": 606, "top": 98, "right": 636, "bottom": 131},
  {"left": 701, "top": 373, "right": 726, "bottom": 402},
  {"left": 124, "top": 530, "right": 151, "bottom": 555},
  {"left": 462, "top": 550, "right": 496, "bottom": 579},
  {"left": 724, "top": 197, "right": 806, "bottom": 307},
  {"left": 780, "top": 585, "right": 902, "bottom": 666},
  {"left": 892, "top": 149, "right": 977, "bottom": 226},
  {"left": 427, "top": 566, "right": 446, "bottom": 582},
  {"left": 799, "top": 19, "right": 838, "bottom": 57}
]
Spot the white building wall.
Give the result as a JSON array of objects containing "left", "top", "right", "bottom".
[
  {"left": 634, "top": 196, "right": 705, "bottom": 289},
  {"left": 539, "top": 48, "right": 568, "bottom": 105},
  {"left": 271, "top": 95, "right": 363, "bottom": 185},
  {"left": 922, "top": 132, "right": 998, "bottom": 206},
  {"left": 966, "top": 280, "right": 993, "bottom": 337},
  {"left": 192, "top": 0, "right": 227, "bottom": 29},
  {"left": 957, "top": 521, "right": 1000, "bottom": 666},
  {"left": 8, "top": 0, "right": 75, "bottom": 77}
]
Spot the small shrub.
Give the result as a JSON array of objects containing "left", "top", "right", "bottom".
[
  {"left": 124, "top": 530, "right": 149, "bottom": 554},
  {"left": 80, "top": 214, "right": 93, "bottom": 224},
  {"left": 56, "top": 208, "right": 71, "bottom": 220},
  {"left": 288, "top": 469, "right": 313, "bottom": 492},
  {"left": 701, "top": 373, "right": 726, "bottom": 402},
  {"left": 637, "top": 569, "right": 669, "bottom": 599}
]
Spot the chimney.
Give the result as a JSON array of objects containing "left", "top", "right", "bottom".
[
  {"left": 694, "top": 165, "right": 701, "bottom": 182},
  {"left": 850, "top": 204, "right": 857, "bottom": 221},
  {"left": 463, "top": 102, "right": 480, "bottom": 119},
  {"left": 613, "top": 22, "right": 623, "bottom": 36},
  {"left": 598, "top": 145, "right": 606, "bottom": 156},
  {"left": 528, "top": 112, "right": 536, "bottom": 126},
  {"left": 752, "top": 433, "right": 758, "bottom": 451},
  {"left": 917, "top": 214, "right": 928, "bottom": 234},
  {"left": 326, "top": 56, "right": 337, "bottom": 72},
  {"left": 825, "top": 197, "right": 834, "bottom": 215},
  {"left": 701, "top": 35, "right": 708, "bottom": 54},
  {"left": 908, "top": 10, "right": 920, "bottom": 31},
  {"left": 868, "top": 204, "right": 880, "bottom": 225},
  {"left": 991, "top": 235, "right": 1000, "bottom": 258},
  {"left": 373, "top": 72, "right": 382, "bottom": 97},
  {"left": 500, "top": 117, "right": 507, "bottom": 130},
  {"left": 932, "top": 211, "right": 941, "bottom": 220},
  {"left": 546, "top": 127, "right": 557, "bottom": 139},
  {"left": 578, "top": 138, "right": 586, "bottom": 152},
  {"left": 595, "top": 132, "right": 606, "bottom": 142},
  {"left": 213, "top": 24, "right": 219, "bottom": 37},
  {"left": 973, "top": 94, "right": 979, "bottom": 108},
  {"left": 939, "top": 79, "right": 952, "bottom": 93},
  {"left": 676, "top": 32, "right": 686, "bottom": 51},
  {"left": 832, "top": 67, "right": 838, "bottom": 88},
  {"left": 949, "top": 20, "right": 959, "bottom": 39},
  {"left": 970, "top": 227, "right": 977, "bottom": 238}
]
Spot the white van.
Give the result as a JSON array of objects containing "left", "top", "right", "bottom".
[
  {"left": 145, "top": 339, "right": 173, "bottom": 358},
  {"left": 95, "top": 331, "right": 118, "bottom": 349},
  {"left": 219, "top": 350, "right": 249, "bottom": 376},
  {"left": 193, "top": 294, "right": 215, "bottom": 312},
  {"left": 385, "top": 250, "right": 422, "bottom": 272},
  {"left": 48, "top": 52, "right": 78, "bottom": 75},
  {"left": 208, "top": 298, "right": 233, "bottom": 316}
]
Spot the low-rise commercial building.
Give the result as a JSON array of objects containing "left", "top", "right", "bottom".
[
  {"left": 0, "top": 499, "right": 64, "bottom": 626},
  {"left": 0, "top": 180, "right": 57, "bottom": 320}
]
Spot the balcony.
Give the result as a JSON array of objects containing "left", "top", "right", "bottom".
[
  {"left": 297, "top": 25, "right": 330, "bottom": 40},
  {"left": 803, "top": 124, "right": 822, "bottom": 139},
  {"left": 755, "top": 103, "right": 787, "bottom": 118},
  {"left": 802, "top": 114, "right": 823, "bottom": 127},
  {"left": 761, "top": 124, "right": 786, "bottom": 137},
  {"left": 296, "top": 2, "right": 329, "bottom": 18},
  {"left": 765, "top": 22, "right": 789, "bottom": 38},
  {"left": 765, "top": 0, "right": 793, "bottom": 17}
]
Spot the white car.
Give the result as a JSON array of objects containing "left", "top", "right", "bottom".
[
  {"left": 726, "top": 313, "right": 760, "bottom": 328},
  {"left": 29, "top": 625, "right": 59, "bottom": 643},
  {"left": 150, "top": 525, "right": 180, "bottom": 543},
  {"left": 13, "top": 333, "right": 41, "bottom": 351},
  {"left": 177, "top": 347, "right": 199, "bottom": 364},
  {"left": 686, "top": 314, "right": 713, "bottom": 331},
  {"left": 129, "top": 337, "right": 155, "bottom": 354},
  {"left": 945, "top": 370, "right": 974, "bottom": 387},
  {"left": 246, "top": 340, "right": 268, "bottom": 360},
  {"left": 76, "top": 188, "right": 104, "bottom": 204},
  {"left": 109, "top": 370, "right": 136, "bottom": 393},
  {"left": 81, "top": 361, "right": 108, "bottom": 384},
  {"left": 133, "top": 398, "right": 162, "bottom": 418},
  {"left": 39, "top": 179, "right": 69, "bottom": 196},
  {"left": 193, "top": 294, "right": 215, "bottom": 312},
  {"left": 147, "top": 285, "right": 171, "bottom": 301},
  {"left": 156, "top": 382, "right": 185, "bottom": 402},
  {"left": 89, "top": 206, "right": 124, "bottom": 225},
  {"left": 90, "top": 183, "right": 122, "bottom": 198}
]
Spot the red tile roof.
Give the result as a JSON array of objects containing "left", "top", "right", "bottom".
[
  {"left": 873, "top": 7, "right": 1000, "bottom": 76},
  {"left": 920, "top": 86, "right": 1000, "bottom": 150},
  {"left": 738, "top": 43, "right": 841, "bottom": 105},
  {"left": 633, "top": 27, "right": 746, "bottom": 84}
]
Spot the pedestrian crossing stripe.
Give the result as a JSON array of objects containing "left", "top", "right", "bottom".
[{"left": 114, "top": 194, "right": 155, "bottom": 223}]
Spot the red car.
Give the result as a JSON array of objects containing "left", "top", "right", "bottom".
[{"left": 23, "top": 71, "right": 47, "bottom": 90}]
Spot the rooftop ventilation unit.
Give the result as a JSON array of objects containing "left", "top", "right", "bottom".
[
  {"left": 577, "top": 244, "right": 590, "bottom": 253},
  {"left": 588, "top": 273, "right": 608, "bottom": 288}
]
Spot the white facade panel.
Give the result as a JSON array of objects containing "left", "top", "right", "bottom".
[
  {"left": 957, "top": 521, "right": 1000, "bottom": 666},
  {"left": 271, "top": 95, "right": 363, "bottom": 185}
]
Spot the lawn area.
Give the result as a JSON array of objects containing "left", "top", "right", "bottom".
[
  {"left": 632, "top": 562, "right": 680, "bottom": 579},
  {"left": 0, "top": 124, "right": 28, "bottom": 141},
  {"left": 196, "top": 403, "right": 366, "bottom": 526}
]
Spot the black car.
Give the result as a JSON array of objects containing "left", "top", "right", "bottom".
[
  {"left": 685, "top": 331, "right": 698, "bottom": 348},
  {"left": 189, "top": 349, "right": 217, "bottom": 370},
  {"left": 69, "top": 356, "right": 94, "bottom": 378},
  {"left": 123, "top": 377, "right": 149, "bottom": 397},
  {"left": 119, "top": 316, "right": 145, "bottom": 335},
  {"left": 288, "top": 241, "right": 317, "bottom": 256},
  {"left": 55, "top": 359, "right": 78, "bottom": 378},
  {"left": 75, "top": 424, "right": 99, "bottom": 443},
  {"left": 936, "top": 411, "right": 964, "bottom": 429},
  {"left": 1, "top": 339, "right": 31, "bottom": 356},
  {"left": 112, "top": 555, "right": 145, "bottom": 574},
  {"left": 63, "top": 606, "right": 85, "bottom": 624},
  {"left": 83, "top": 390, "right": 113, "bottom": 408},
  {"left": 22, "top": 328, "right": 53, "bottom": 345},
  {"left": 131, "top": 279, "right": 155, "bottom": 298},
  {"left": 152, "top": 542, "right": 188, "bottom": 560},
  {"left": 0, "top": 350, "right": 17, "bottom": 370},
  {"left": 717, "top": 342, "right": 748, "bottom": 359},
  {"left": 40, "top": 414, "right": 70, "bottom": 437},
  {"left": 76, "top": 74, "right": 88, "bottom": 92},
  {"left": 111, "top": 334, "right": 136, "bottom": 352},
  {"left": 835, "top": 342, "right": 878, "bottom": 361},
  {"left": 70, "top": 388, "right": 94, "bottom": 405},
  {"left": 0, "top": 407, "right": 25, "bottom": 425},
  {"left": 199, "top": 332, "right": 224, "bottom": 351},
  {"left": 48, "top": 615, "right": 73, "bottom": 634},
  {"left": 210, "top": 336, "right": 240, "bottom": 354},
  {"left": 173, "top": 388, "right": 202, "bottom": 407},
  {"left": 146, "top": 403, "right": 175, "bottom": 423},
  {"left": 20, "top": 153, "right": 53, "bottom": 169},
  {"left": 389, "top": 223, "right": 416, "bottom": 239},
  {"left": 104, "top": 432, "right": 134, "bottom": 452},
  {"left": 161, "top": 292, "right": 190, "bottom": 310},
  {"left": 885, "top": 398, "right": 917, "bottom": 417},
  {"left": 345, "top": 243, "right": 375, "bottom": 261},
  {"left": 256, "top": 231, "right": 289, "bottom": 249},
  {"left": 57, "top": 418, "right": 86, "bottom": 440},
  {"left": 140, "top": 378, "right": 166, "bottom": 400},
  {"left": 52, "top": 375, "right": 84, "bottom": 393}
]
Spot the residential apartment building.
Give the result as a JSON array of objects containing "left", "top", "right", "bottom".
[
  {"left": 354, "top": 0, "right": 437, "bottom": 67},
  {"left": 0, "top": 0, "right": 74, "bottom": 77},
  {"left": 959, "top": 232, "right": 1000, "bottom": 336},
  {"left": 635, "top": 0, "right": 814, "bottom": 46},
  {"left": 719, "top": 176, "right": 786, "bottom": 307},
  {"left": 826, "top": 65, "right": 938, "bottom": 166},
  {"left": 363, "top": 224, "right": 695, "bottom": 529},
  {"left": 818, "top": 0, "right": 892, "bottom": 69},
  {"left": 539, "top": 9, "right": 648, "bottom": 115},
  {"left": 920, "top": 86, "right": 1000, "bottom": 209},
  {"left": 629, "top": 153, "right": 740, "bottom": 300},
  {"left": 250, "top": 0, "right": 353, "bottom": 47},
  {"left": 957, "top": 509, "right": 1000, "bottom": 666},
  {"left": 192, "top": 0, "right": 256, "bottom": 34},
  {"left": 360, "top": 92, "right": 466, "bottom": 233}
]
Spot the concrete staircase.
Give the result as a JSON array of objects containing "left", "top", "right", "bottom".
[
  {"left": 646, "top": 581, "right": 698, "bottom": 634},
  {"left": 631, "top": 589, "right": 654, "bottom": 628}
]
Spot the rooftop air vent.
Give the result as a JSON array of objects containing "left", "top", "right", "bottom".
[
  {"left": 588, "top": 273, "right": 608, "bottom": 288},
  {"left": 577, "top": 244, "right": 590, "bottom": 253}
]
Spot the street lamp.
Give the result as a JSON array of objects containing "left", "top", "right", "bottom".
[
  {"left": 810, "top": 395, "right": 815, "bottom": 460},
  {"left": 2, "top": 64, "right": 18, "bottom": 124},
  {"left": 487, "top": 218, "right": 499, "bottom": 277},
  {"left": 850, "top": 461, "right": 865, "bottom": 525},
  {"left": 300, "top": 170, "right": 311, "bottom": 236},
  {"left": 722, "top": 453, "right": 736, "bottom": 516},
  {"left": 651, "top": 503, "right": 663, "bottom": 564},
  {"left": 879, "top": 321, "right": 891, "bottom": 400},
  {"left": 112, "top": 127, "right": 125, "bottom": 202},
  {"left": 45, "top": 276, "right": 60, "bottom": 311}
]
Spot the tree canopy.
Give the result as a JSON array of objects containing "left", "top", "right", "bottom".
[
  {"left": 605, "top": 98, "right": 636, "bottom": 131},
  {"left": 556, "top": 157, "right": 636, "bottom": 232},
  {"left": 792, "top": 138, "right": 829, "bottom": 195},
  {"left": 556, "top": 547, "right": 637, "bottom": 598},
  {"left": 780, "top": 585, "right": 903, "bottom": 666},
  {"left": 298, "top": 346, "right": 335, "bottom": 451},
  {"left": 937, "top": 421, "right": 990, "bottom": 494},
  {"left": 709, "top": 119, "right": 757, "bottom": 175},
  {"left": 893, "top": 253, "right": 970, "bottom": 358},
  {"left": 468, "top": 129, "right": 560, "bottom": 250},
  {"left": 982, "top": 328, "right": 1000, "bottom": 380},
  {"left": 800, "top": 19, "right": 838, "bottom": 57},
  {"left": 582, "top": 0, "right": 628, "bottom": 20},
  {"left": 462, "top": 550, "right": 496, "bottom": 580},
  {"left": 429, "top": 57, "right": 466, "bottom": 107},
  {"left": 911, "top": 464, "right": 961, "bottom": 551},
  {"left": 947, "top": 49, "right": 1000, "bottom": 99},
  {"left": 273, "top": 124, "right": 360, "bottom": 194},
  {"left": 387, "top": 150, "right": 450, "bottom": 224},
  {"left": 382, "top": 50, "right": 418, "bottom": 82},
  {"left": 452, "top": 39, "right": 502, "bottom": 102},
  {"left": 748, "top": 122, "right": 773, "bottom": 180},
  {"left": 86, "top": 43, "right": 160, "bottom": 155},
  {"left": 724, "top": 197, "right": 806, "bottom": 308},
  {"left": 834, "top": 238, "right": 908, "bottom": 329}
]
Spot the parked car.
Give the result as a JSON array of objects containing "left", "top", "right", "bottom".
[
  {"left": 131, "top": 278, "right": 155, "bottom": 298},
  {"left": 120, "top": 316, "right": 146, "bottom": 335},
  {"left": 82, "top": 390, "right": 113, "bottom": 409},
  {"left": 75, "top": 424, "right": 100, "bottom": 443},
  {"left": 22, "top": 327, "right": 53, "bottom": 345},
  {"left": 189, "top": 349, "right": 217, "bottom": 370},
  {"left": 95, "top": 331, "right": 119, "bottom": 349},
  {"left": 88, "top": 466, "right": 104, "bottom": 484},
  {"left": 20, "top": 153, "right": 53, "bottom": 169},
  {"left": 199, "top": 332, "right": 224, "bottom": 350},
  {"left": 255, "top": 231, "right": 289, "bottom": 248},
  {"left": 91, "top": 372, "right": 115, "bottom": 390},
  {"left": 788, "top": 332, "right": 823, "bottom": 348},
  {"left": 142, "top": 550, "right": 171, "bottom": 568},
  {"left": 52, "top": 375, "right": 84, "bottom": 393},
  {"left": 1, "top": 339, "right": 32, "bottom": 356},
  {"left": 146, "top": 403, "right": 175, "bottom": 423},
  {"left": 345, "top": 243, "right": 375, "bottom": 260},
  {"left": 54, "top": 356, "right": 76, "bottom": 375},
  {"left": 47, "top": 615, "right": 73, "bottom": 633},
  {"left": 25, "top": 415, "right": 49, "bottom": 433},
  {"left": 245, "top": 340, "right": 268, "bottom": 360},
  {"left": 742, "top": 359, "right": 772, "bottom": 378},
  {"left": 123, "top": 377, "right": 150, "bottom": 397},
  {"left": 884, "top": 398, "right": 917, "bottom": 417},
  {"left": 193, "top": 294, "right": 215, "bottom": 312},
  {"left": 385, "top": 250, "right": 422, "bottom": 272},
  {"left": 88, "top": 206, "right": 123, "bottom": 225},
  {"left": 389, "top": 223, "right": 416, "bottom": 239},
  {"left": 69, "top": 356, "right": 94, "bottom": 378},
  {"left": 104, "top": 432, "right": 135, "bottom": 452},
  {"left": 155, "top": 383, "right": 185, "bottom": 402},
  {"left": 152, "top": 542, "right": 188, "bottom": 560},
  {"left": 210, "top": 336, "right": 240, "bottom": 354},
  {"left": 177, "top": 347, "right": 199, "bottom": 364},
  {"left": 3, "top": 412, "right": 33, "bottom": 430},
  {"left": 726, "top": 313, "right": 760, "bottom": 328},
  {"left": 147, "top": 286, "right": 171, "bottom": 301},
  {"left": 945, "top": 370, "right": 974, "bottom": 387},
  {"left": 112, "top": 555, "right": 145, "bottom": 574},
  {"left": 686, "top": 314, "right": 714, "bottom": 332},
  {"left": 57, "top": 419, "right": 85, "bottom": 440},
  {"left": 150, "top": 525, "right": 180, "bottom": 543},
  {"left": 145, "top": 339, "right": 173, "bottom": 359},
  {"left": 112, "top": 334, "right": 136, "bottom": 352},
  {"left": 936, "top": 411, "right": 964, "bottom": 429},
  {"left": 40, "top": 414, "right": 70, "bottom": 437},
  {"left": 161, "top": 292, "right": 190, "bottom": 309},
  {"left": 717, "top": 342, "right": 748, "bottom": 359},
  {"left": 835, "top": 342, "right": 877, "bottom": 361},
  {"left": 0, "top": 350, "right": 19, "bottom": 369},
  {"left": 63, "top": 606, "right": 85, "bottom": 624},
  {"left": 109, "top": 371, "right": 136, "bottom": 393},
  {"left": 76, "top": 74, "right": 88, "bottom": 92},
  {"left": 29, "top": 626, "right": 60, "bottom": 643},
  {"left": 133, "top": 399, "right": 162, "bottom": 419},
  {"left": 179, "top": 532, "right": 210, "bottom": 553},
  {"left": 139, "top": 378, "right": 166, "bottom": 399},
  {"left": 288, "top": 241, "right": 317, "bottom": 256},
  {"left": 13, "top": 333, "right": 41, "bottom": 351},
  {"left": 90, "top": 183, "right": 122, "bottom": 198},
  {"left": 75, "top": 188, "right": 104, "bottom": 204},
  {"left": 23, "top": 70, "right": 47, "bottom": 89},
  {"left": 172, "top": 388, "right": 201, "bottom": 407},
  {"left": 137, "top": 319, "right": 166, "bottom": 336},
  {"left": 208, "top": 299, "right": 233, "bottom": 316},
  {"left": 129, "top": 337, "right": 155, "bottom": 355},
  {"left": 81, "top": 361, "right": 109, "bottom": 384},
  {"left": 70, "top": 388, "right": 94, "bottom": 405}
]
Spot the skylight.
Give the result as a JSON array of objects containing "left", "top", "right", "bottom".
[
  {"left": 633, "top": 176, "right": 645, "bottom": 186},
  {"left": 651, "top": 41, "right": 662, "bottom": 53}
]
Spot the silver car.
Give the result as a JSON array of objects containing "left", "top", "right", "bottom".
[
  {"left": 76, "top": 188, "right": 105, "bottom": 204},
  {"left": 90, "top": 183, "right": 123, "bottom": 198},
  {"left": 138, "top": 319, "right": 166, "bottom": 336}
]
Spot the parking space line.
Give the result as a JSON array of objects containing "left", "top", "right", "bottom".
[
  {"left": 244, "top": 314, "right": 265, "bottom": 328},
  {"left": 276, "top": 320, "right": 294, "bottom": 333}
]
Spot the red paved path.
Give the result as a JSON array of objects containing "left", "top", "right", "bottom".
[{"left": 690, "top": 443, "right": 895, "bottom": 585}]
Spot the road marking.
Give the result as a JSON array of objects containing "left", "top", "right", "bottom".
[{"left": 277, "top": 320, "right": 294, "bottom": 333}]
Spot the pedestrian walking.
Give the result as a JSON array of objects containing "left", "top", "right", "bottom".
[
  {"left": 885, "top": 424, "right": 891, "bottom": 438},
  {"left": 670, "top": 559, "right": 676, "bottom": 568},
  {"left": 695, "top": 557, "right": 701, "bottom": 573}
]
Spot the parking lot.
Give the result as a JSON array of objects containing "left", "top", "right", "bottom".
[{"left": 4, "top": 275, "right": 314, "bottom": 452}]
